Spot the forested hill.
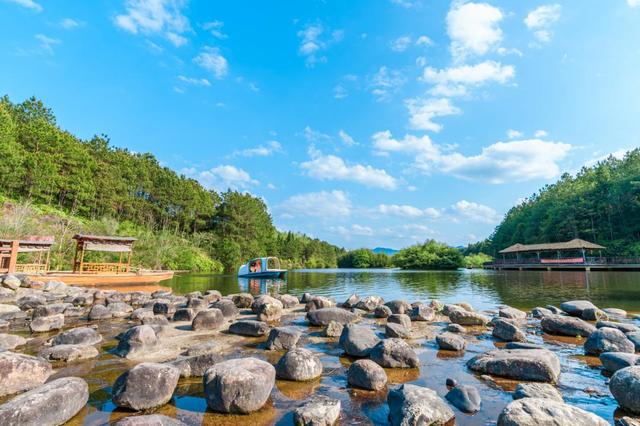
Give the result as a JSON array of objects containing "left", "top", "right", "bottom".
[
  {"left": 470, "top": 149, "right": 640, "bottom": 257},
  {"left": 0, "top": 95, "right": 343, "bottom": 271}
]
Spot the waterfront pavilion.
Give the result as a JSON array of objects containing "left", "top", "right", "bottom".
[{"left": 499, "top": 238, "right": 605, "bottom": 263}]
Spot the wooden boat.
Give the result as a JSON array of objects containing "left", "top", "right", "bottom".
[
  {"left": 26, "top": 270, "right": 174, "bottom": 286},
  {"left": 238, "top": 257, "right": 287, "bottom": 278}
]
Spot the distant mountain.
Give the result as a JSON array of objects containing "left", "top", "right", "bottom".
[{"left": 372, "top": 247, "right": 399, "bottom": 255}]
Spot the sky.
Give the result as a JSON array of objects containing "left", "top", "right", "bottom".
[{"left": 1, "top": 0, "right": 639, "bottom": 250}]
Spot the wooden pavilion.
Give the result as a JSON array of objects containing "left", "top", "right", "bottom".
[
  {"left": 0, "top": 237, "right": 54, "bottom": 274},
  {"left": 72, "top": 234, "right": 136, "bottom": 274},
  {"left": 498, "top": 238, "right": 605, "bottom": 263}
]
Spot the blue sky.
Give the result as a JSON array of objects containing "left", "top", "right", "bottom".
[{"left": 1, "top": 0, "right": 639, "bottom": 249}]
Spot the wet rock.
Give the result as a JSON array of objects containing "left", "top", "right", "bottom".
[
  {"left": 114, "top": 325, "right": 158, "bottom": 358},
  {"left": 185, "top": 342, "right": 219, "bottom": 356},
  {"left": 505, "top": 342, "right": 544, "bottom": 350},
  {"left": 0, "top": 352, "right": 52, "bottom": 397},
  {"left": 374, "top": 305, "right": 392, "bottom": 318},
  {"left": 256, "top": 299, "right": 283, "bottom": 322},
  {"left": 604, "top": 308, "right": 628, "bottom": 318},
  {"left": 210, "top": 299, "right": 239, "bottom": 318},
  {"left": 266, "top": 326, "right": 301, "bottom": 350},
  {"left": 449, "top": 309, "right": 489, "bottom": 326},
  {"left": 499, "top": 306, "right": 527, "bottom": 320},
  {"left": 386, "top": 323, "right": 411, "bottom": 338},
  {"left": 582, "top": 307, "right": 608, "bottom": 321},
  {"left": 560, "top": 300, "right": 598, "bottom": 317},
  {"left": 231, "top": 293, "right": 254, "bottom": 308},
  {"left": 191, "top": 309, "right": 224, "bottom": 330},
  {"left": 275, "top": 347, "right": 323, "bottom": 381},
  {"left": 626, "top": 331, "right": 640, "bottom": 351},
  {"left": 386, "top": 300, "right": 412, "bottom": 315},
  {"left": 497, "top": 397, "right": 608, "bottom": 426},
  {"left": 436, "top": 332, "right": 466, "bottom": 351},
  {"left": 1, "top": 274, "right": 21, "bottom": 290},
  {"left": 228, "top": 320, "right": 270, "bottom": 336},
  {"left": 493, "top": 318, "right": 527, "bottom": 342},
  {"left": 305, "top": 296, "right": 335, "bottom": 312},
  {"left": 339, "top": 324, "right": 380, "bottom": 357},
  {"left": 29, "top": 313, "right": 64, "bottom": 333},
  {"left": 39, "top": 344, "right": 99, "bottom": 362},
  {"left": 611, "top": 366, "right": 640, "bottom": 414},
  {"left": 343, "top": 293, "right": 360, "bottom": 309},
  {"left": 370, "top": 338, "right": 419, "bottom": 368},
  {"left": 617, "top": 417, "right": 640, "bottom": 426},
  {"left": 545, "top": 305, "right": 564, "bottom": 315},
  {"left": 142, "top": 315, "right": 170, "bottom": 326},
  {"left": 251, "top": 295, "right": 283, "bottom": 313},
  {"left": 388, "top": 383, "right": 454, "bottom": 426},
  {"left": 388, "top": 313, "right": 411, "bottom": 329},
  {"left": 113, "top": 362, "right": 180, "bottom": 410},
  {"left": 170, "top": 352, "right": 222, "bottom": 377},
  {"left": 51, "top": 326, "right": 102, "bottom": 346},
  {"left": 355, "top": 295, "right": 385, "bottom": 312},
  {"left": 347, "top": 359, "right": 387, "bottom": 390},
  {"left": 597, "top": 320, "right": 640, "bottom": 334},
  {"left": 531, "top": 307, "right": 554, "bottom": 318},
  {"left": 108, "top": 302, "right": 134, "bottom": 318},
  {"left": 0, "top": 333, "right": 26, "bottom": 350},
  {"left": 172, "top": 308, "right": 196, "bottom": 322},
  {"left": 0, "top": 377, "right": 88, "bottom": 426},
  {"left": 88, "top": 304, "right": 112, "bottom": 320},
  {"left": 445, "top": 384, "right": 481, "bottom": 413},
  {"left": 446, "top": 378, "right": 457, "bottom": 388},
  {"left": 600, "top": 352, "right": 640, "bottom": 373},
  {"left": 324, "top": 320, "right": 344, "bottom": 337},
  {"left": 541, "top": 314, "right": 596, "bottom": 337},
  {"left": 467, "top": 349, "right": 561, "bottom": 383},
  {"left": 447, "top": 323, "right": 466, "bottom": 333},
  {"left": 513, "top": 382, "right": 563, "bottom": 401},
  {"left": 115, "top": 414, "right": 185, "bottom": 426},
  {"left": 204, "top": 357, "right": 275, "bottom": 414},
  {"left": 584, "top": 327, "right": 635, "bottom": 355},
  {"left": 276, "top": 294, "right": 299, "bottom": 308},
  {"left": 293, "top": 395, "right": 341, "bottom": 426},
  {"left": 410, "top": 305, "right": 435, "bottom": 322},
  {"left": 307, "top": 307, "right": 358, "bottom": 326},
  {"left": 32, "top": 303, "right": 71, "bottom": 318}
]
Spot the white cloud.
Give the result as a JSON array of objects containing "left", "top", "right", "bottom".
[
  {"left": 369, "top": 66, "right": 406, "bottom": 101},
  {"left": 584, "top": 149, "right": 627, "bottom": 168},
  {"left": 300, "top": 150, "right": 398, "bottom": 190},
  {"left": 177, "top": 75, "right": 211, "bottom": 86},
  {"left": 194, "top": 46, "right": 228, "bottom": 79},
  {"left": 525, "top": 4, "right": 561, "bottom": 43},
  {"left": 452, "top": 200, "right": 502, "bottom": 224},
  {"left": 115, "top": 0, "right": 190, "bottom": 46},
  {"left": 331, "top": 224, "right": 374, "bottom": 238},
  {"left": 629, "top": 0, "right": 640, "bottom": 7},
  {"left": 390, "top": 0, "right": 421, "bottom": 8},
  {"left": 421, "top": 60, "right": 515, "bottom": 96},
  {"left": 333, "top": 85, "right": 348, "bottom": 99},
  {"left": 60, "top": 18, "right": 83, "bottom": 29},
  {"left": 447, "top": 1, "right": 503, "bottom": 61},
  {"left": 507, "top": 129, "right": 523, "bottom": 139},
  {"left": 534, "top": 129, "right": 548, "bottom": 138},
  {"left": 301, "top": 126, "right": 332, "bottom": 143},
  {"left": 6, "top": 0, "right": 41, "bottom": 12},
  {"left": 390, "top": 36, "right": 412, "bottom": 52},
  {"left": 338, "top": 130, "right": 356, "bottom": 146},
  {"left": 377, "top": 204, "right": 442, "bottom": 219},
  {"left": 279, "top": 190, "right": 351, "bottom": 218},
  {"left": 233, "top": 140, "right": 282, "bottom": 157},
  {"left": 297, "top": 22, "right": 342, "bottom": 67},
  {"left": 184, "top": 165, "right": 258, "bottom": 191},
  {"left": 415, "top": 35, "right": 433, "bottom": 47},
  {"left": 202, "top": 21, "right": 227, "bottom": 39},
  {"left": 405, "top": 98, "right": 461, "bottom": 132},
  {"left": 373, "top": 130, "right": 439, "bottom": 156},
  {"left": 34, "top": 34, "right": 60, "bottom": 55}
]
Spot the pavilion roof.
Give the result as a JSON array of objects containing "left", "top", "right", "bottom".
[
  {"left": 73, "top": 234, "right": 136, "bottom": 253},
  {"left": 0, "top": 238, "right": 54, "bottom": 252},
  {"left": 499, "top": 238, "right": 605, "bottom": 254}
]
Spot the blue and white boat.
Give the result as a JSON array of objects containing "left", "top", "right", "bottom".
[{"left": 237, "top": 257, "right": 287, "bottom": 278}]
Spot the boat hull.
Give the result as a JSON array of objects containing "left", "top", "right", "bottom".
[
  {"left": 237, "top": 270, "right": 287, "bottom": 279},
  {"left": 26, "top": 271, "right": 175, "bottom": 286}
]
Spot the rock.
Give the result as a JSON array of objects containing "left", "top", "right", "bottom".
[
  {"left": 584, "top": 327, "right": 635, "bottom": 355},
  {"left": 277, "top": 294, "right": 299, "bottom": 308},
  {"left": 374, "top": 305, "right": 392, "bottom": 318},
  {"left": 447, "top": 323, "right": 466, "bottom": 333},
  {"left": 51, "top": 326, "right": 102, "bottom": 346},
  {"left": 386, "top": 300, "right": 412, "bottom": 315},
  {"left": 627, "top": 331, "right": 640, "bottom": 351},
  {"left": 0, "top": 288, "right": 15, "bottom": 304},
  {"left": 113, "top": 363, "right": 180, "bottom": 410},
  {"left": 300, "top": 293, "right": 312, "bottom": 303},
  {"left": 599, "top": 352, "right": 640, "bottom": 373},
  {"left": 172, "top": 308, "right": 196, "bottom": 322},
  {"left": 457, "top": 302, "right": 474, "bottom": 311},
  {"left": 449, "top": 309, "right": 489, "bottom": 326},
  {"left": 275, "top": 347, "right": 323, "bottom": 381},
  {"left": 307, "top": 307, "right": 358, "bottom": 326},
  {"left": 467, "top": 349, "right": 561, "bottom": 383},
  {"left": 108, "top": 302, "right": 134, "bottom": 318},
  {"left": 0, "top": 319, "right": 8, "bottom": 330},
  {"left": 446, "top": 378, "right": 457, "bottom": 387},
  {"left": 63, "top": 306, "right": 85, "bottom": 317},
  {"left": 43, "top": 280, "right": 67, "bottom": 294},
  {"left": 582, "top": 307, "right": 608, "bottom": 321},
  {"left": 293, "top": 395, "right": 341, "bottom": 426},
  {"left": 497, "top": 397, "right": 608, "bottom": 426},
  {"left": 355, "top": 295, "right": 385, "bottom": 312},
  {"left": 152, "top": 301, "right": 176, "bottom": 316},
  {"left": 88, "top": 304, "right": 112, "bottom": 320},
  {"left": 170, "top": 352, "right": 222, "bottom": 377},
  {"left": 0, "top": 377, "right": 88, "bottom": 426},
  {"left": 191, "top": 309, "right": 224, "bottom": 330},
  {"left": 611, "top": 366, "right": 640, "bottom": 414},
  {"left": 617, "top": 417, "right": 640, "bottom": 426},
  {"left": 203, "top": 357, "right": 275, "bottom": 414},
  {"left": 339, "top": 324, "right": 380, "bottom": 357},
  {"left": 531, "top": 307, "right": 554, "bottom": 318},
  {"left": 115, "top": 414, "right": 185, "bottom": 426},
  {"left": 560, "top": 300, "right": 598, "bottom": 317},
  {"left": 231, "top": 293, "right": 254, "bottom": 308},
  {"left": 541, "top": 314, "right": 596, "bottom": 337},
  {"left": 388, "top": 383, "right": 455, "bottom": 426},
  {"left": 142, "top": 315, "right": 169, "bottom": 326},
  {"left": 29, "top": 313, "right": 64, "bottom": 332},
  {"left": 39, "top": 344, "right": 99, "bottom": 362},
  {"left": 17, "top": 294, "right": 46, "bottom": 310},
  {"left": 256, "top": 299, "right": 283, "bottom": 322},
  {"left": 513, "top": 382, "right": 563, "bottom": 401},
  {"left": 210, "top": 299, "right": 239, "bottom": 318},
  {"left": 131, "top": 308, "right": 154, "bottom": 321},
  {"left": 545, "top": 305, "right": 564, "bottom": 315},
  {"left": 499, "top": 306, "right": 527, "bottom": 320},
  {"left": 185, "top": 342, "right": 219, "bottom": 356},
  {"left": 0, "top": 333, "right": 26, "bottom": 350},
  {"left": 306, "top": 296, "right": 335, "bottom": 311},
  {"left": 324, "top": 320, "right": 344, "bottom": 337},
  {"left": 370, "top": 338, "right": 419, "bottom": 368},
  {"left": 186, "top": 297, "right": 207, "bottom": 311},
  {"left": 410, "top": 305, "right": 435, "bottom": 322},
  {"left": 505, "top": 342, "right": 545, "bottom": 350},
  {"left": 228, "top": 320, "right": 270, "bottom": 336},
  {"left": 1, "top": 275, "right": 21, "bottom": 290},
  {"left": 251, "top": 295, "right": 283, "bottom": 313},
  {"left": 388, "top": 313, "right": 411, "bottom": 329},
  {"left": 604, "top": 308, "right": 627, "bottom": 318},
  {"left": 597, "top": 320, "right": 639, "bottom": 334},
  {"left": 347, "top": 359, "right": 387, "bottom": 391},
  {"left": 32, "top": 303, "right": 71, "bottom": 318},
  {"left": 493, "top": 318, "right": 527, "bottom": 342},
  {"left": 436, "top": 332, "right": 466, "bottom": 351},
  {"left": 266, "top": 326, "right": 301, "bottom": 350},
  {"left": 445, "top": 384, "right": 481, "bottom": 413},
  {"left": 0, "top": 352, "right": 52, "bottom": 397},
  {"left": 343, "top": 293, "right": 360, "bottom": 308},
  {"left": 114, "top": 325, "right": 158, "bottom": 358},
  {"left": 386, "top": 323, "right": 411, "bottom": 338}
]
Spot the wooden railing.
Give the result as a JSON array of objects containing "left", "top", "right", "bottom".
[
  {"left": 15, "top": 263, "right": 48, "bottom": 273},
  {"left": 484, "top": 257, "right": 640, "bottom": 267},
  {"left": 77, "top": 262, "right": 129, "bottom": 274}
]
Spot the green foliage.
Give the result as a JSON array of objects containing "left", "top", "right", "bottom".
[
  {"left": 463, "top": 253, "right": 493, "bottom": 269},
  {"left": 392, "top": 240, "right": 463, "bottom": 270},
  {"left": 337, "top": 249, "right": 391, "bottom": 268}
]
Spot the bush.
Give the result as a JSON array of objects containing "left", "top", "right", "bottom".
[
  {"left": 463, "top": 253, "right": 492, "bottom": 268},
  {"left": 392, "top": 240, "right": 463, "bottom": 270}
]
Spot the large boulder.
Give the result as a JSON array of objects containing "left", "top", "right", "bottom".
[
  {"left": 467, "top": 349, "right": 561, "bottom": 383},
  {"left": 115, "top": 415, "right": 185, "bottom": 426},
  {"left": 387, "top": 383, "right": 455, "bottom": 426},
  {"left": 51, "top": 326, "right": 102, "bottom": 346},
  {"left": 582, "top": 307, "right": 608, "bottom": 321},
  {"left": 347, "top": 359, "right": 387, "bottom": 391},
  {"left": 339, "top": 324, "right": 380, "bottom": 357},
  {"left": 596, "top": 320, "right": 639, "bottom": 334},
  {"left": 275, "top": 348, "right": 323, "bottom": 381},
  {"left": 307, "top": 308, "right": 358, "bottom": 326},
  {"left": 370, "top": 338, "right": 419, "bottom": 368},
  {"left": 29, "top": 313, "right": 64, "bottom": 332},
  {"left": 266, "top": 326, "right": 301, "bottom": 350},
  {"left": 0, "top": 352, "right": 52, "bottom": 397},
  {"left": 445, "top": 385, "right": 481, "bottom": 413},
  {"left": 493, "top": 318, "right": 527, "bottom": 342},
  {"left": 343, "top": 293, "right": 360, "bottom": 309},
  {"left": 448, "top": 309, "right": 489, "bottom": 326},
  {"left": 251, "top": 295, "right": 283, "bottom": 313},
  {"left": 228, "top": 320, "right": 270, "bottom": 336},
  {"left": 560, "top": 300, "right": 598, "bottom": 317},
  {"left": 355, "top": 295, "right": 385, "bottom": 312},
  {"left": 497, "top": 397, "right": 608, "bottom": 426},
  {"left": 626, "top": 332, "right": 640, "bottom": 351},
  {"left": 210, "top": 299, "right": 239, "bottom": 318},
  {"left": 112, "top": 363, "right": 180, "bottom": 410},
  {"left": 410, "top": 305, "right": 435, "bottom": 322},
  {"left": 324, "top": 320, "right": 344, "bottom": 337},
  {"left": 191, "top": 309, "right": 224, "bottom": 330},
  {"left": 169, "top": 352, "right": 222, "bottom": 377},
  {"left": 0, "top": 377, "right": 89, "bottom": 426},
  {"left": 203, "top": 357, "right": 275, "bottom": 414},
  {"left": 0, "top": 334, "right": 26, "bottom": 350},
  {"left": 513, "top": 383, "right": 563, "bottom": 402},
  {"left": 305, "top": 296, "right": 335, "bottom": 312},
  {"left": 499, "top": 306, "right": 527, "bottom": 320},
  {"left": 374, "top": 305, "right": 392, "bottom": 318},
  {"left": 600, "top": 352, "right": 640, "bottom": 373},
  {"left": 1, "top": 274, "right": 21, "bottom": 290},
  {"left": 39, "top": 344, "right": 99, "bottom": 362},
  {"left": 436, "top": 332, "right": 466, "bottom": 351},
  {"left": 172, "top": 308, "right": 196, "bottom": 322},
  {"left": 256, "top": 299, "right": 283, "bottom": 322},
  {"left": 385, "top": 323, "right": 411, "bottom": 339},
  {"left": 386, "top": 300, "right": 412, "bottom": 315},
  {"left": 584, "top": 327, "right": 635, "bottom": 355},
  {"left": 388, "top": 313, "right": 411, "bottom": 329},
  {"left": 610, "top": 366, "right": 640, "bottom": 414},
  {"left": 276, "top": 294, "right": 299, "bottom": 309},
  {"left": 293, "top": 395, "right": 341, "bottom": 426},
  {"left": 114, "top": 325, "right": 158, "bottom": 358},
  {"left": 541, "top": 315, "right": 596, "bottom": 337},
  {"left": 231, "top": 293, "right": 254, "bottom": 308}
]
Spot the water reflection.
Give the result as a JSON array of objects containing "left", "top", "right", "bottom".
[{"left": 237, "top": 277, "right": 287, "bottom": 295}]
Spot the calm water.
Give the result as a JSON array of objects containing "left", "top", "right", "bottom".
[{"left": 165, "top": 268, "right": 640, "bottom": 312}]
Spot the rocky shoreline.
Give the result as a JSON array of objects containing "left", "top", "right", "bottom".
[{"left": 0, "top": 273, "right": 639, "bottom": 425}]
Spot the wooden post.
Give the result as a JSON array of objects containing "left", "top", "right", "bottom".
[
  {"left": 7, "top": 240, "right": 19, "bottom": 273},
  {"left": 45, "top": 249, "right": 50, "bottom": 272},
  {"left": 78, "top": 243, "right": 85, "bottom": 274},
  {"left": 126, "top": 251, "right": 132, "bottom": 273},
  {"left": 118, "top": 252, "right": 123, "bottom": 274}
]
